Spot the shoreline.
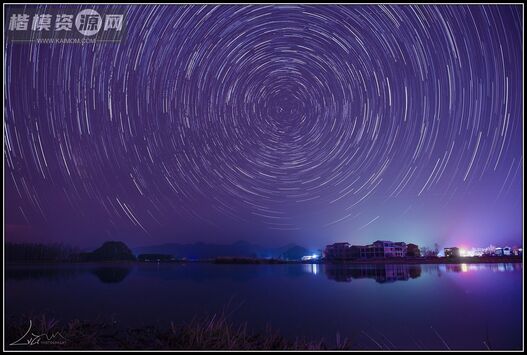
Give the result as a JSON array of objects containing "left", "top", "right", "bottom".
[
  {"left": 4, "top": 255, "right": 523, "bottom": 266},
  {"left": 320, "top": 256, "right": 523, "bottom": 265},
  {"left": 5, "top": 313, "right": 352, "bottom": 350}
]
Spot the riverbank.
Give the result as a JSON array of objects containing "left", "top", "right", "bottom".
[
  {"left": 210, "top": 255, "right": 523, "bottom": 265},
  {"left": 321, "top": 256, "right": 523, "bottom": 265},
  {"left": 5, "top": 255, "right": 522, "bottom": 266},
  {"left": 6, "top": 313, "right": 351, "bottom": 350}
]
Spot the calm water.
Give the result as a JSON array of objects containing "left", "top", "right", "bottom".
[{"left": 5, "top": 262, "right": 523, "bottom": 350}]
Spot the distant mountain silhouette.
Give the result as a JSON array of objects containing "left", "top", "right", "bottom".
[
  {"left": 132, "top": 240, "right": 313, "bottom": 260},
  {"left": 80, "top": 241, "right": 136, "bottom": 261}
]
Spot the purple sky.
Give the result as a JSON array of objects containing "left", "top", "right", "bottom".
[{"left": 4, "top": 5, "right": 523, "bottom": 250}]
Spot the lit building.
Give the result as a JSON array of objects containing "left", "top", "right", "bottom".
[
  {"left": 352, "top": 241, "right": 406, "bottom": 259},
  {"left": 324, "top": 240, "right": 417, "bottom": 260},
  {"left": 471, "top": 248, "right": 485, "bottom": 257},
  {"left": 444, "top": 247, "right": 460, "bottom": 258},
  {"left": 301, "top": 254, "right": 319, "bottom": 261},
  {"left": 379, "top": 241, "right": 406, "bottom": 257}
]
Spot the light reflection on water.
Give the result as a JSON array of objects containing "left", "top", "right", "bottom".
[
  {"left": 5, "top": 262, "right": 523, "bottom": 350},
  {"left": 303, "top": 263, "right": 319, "bottom": 275}
]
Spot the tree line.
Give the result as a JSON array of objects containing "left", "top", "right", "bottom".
[{"left": 5, "top": 242, "right": 81, "bottom": 262}]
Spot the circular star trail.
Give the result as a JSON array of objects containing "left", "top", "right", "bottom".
[{"left": 4, "top": 5, "right": 523, "bottom": 242}]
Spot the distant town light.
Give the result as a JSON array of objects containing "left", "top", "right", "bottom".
[{"left": 301, "top": 255, "right": 319, "bottom": 261}]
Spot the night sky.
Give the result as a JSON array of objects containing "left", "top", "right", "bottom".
[{"left": 4, "top": 5, "right": 523, "bottom": 250}]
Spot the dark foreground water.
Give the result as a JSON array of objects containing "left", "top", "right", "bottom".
[{"left": 5, "top": 262, "right": 523, "bottom": 350}]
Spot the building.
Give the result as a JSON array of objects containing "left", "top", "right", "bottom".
[
  {"left": 512, "top": 247, "right": 522, "bottom": 256},
  {"left": 470, "top": 248, "right": 485, "bottom": 257},
  {"left": 444, "top": 247, "right": 460, "bottom": 258},
  {"left": 369, "top": 241, "right": 406, "bottom": 258},
  {"left": 324, "top": 242, "right": 353, "bottom": 260},
  {"left": 495, "top": 247, "right": 504, "bottom": 256},
  {"left": 356, "top": 241, "right": 386, "bottom": 259},
  {"left": 503, "top": 247, "right": 512, "bottom": 256},
  {"left": 325, "top": 240, "right": 409, "bottom": 260}
]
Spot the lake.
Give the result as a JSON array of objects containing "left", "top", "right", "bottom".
[{"left": 5, "top": 262, "right": 523, "bottom": 350}]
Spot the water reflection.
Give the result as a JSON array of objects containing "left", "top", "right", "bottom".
[
  {"left": 323, "top": 264, "right": 422, "bottom": 283},
  {"left": 5, "top": 266, "right": 82, "bottom": 281},
  {"left": 317, "top": 263, "right": 522, "bottom": 283},
  {"left": 5, "top": 262, "right": 522, "bottom": 350},
  {"left": 302, "top": 263, "right": 319, "bottom": 275},
  {"left": 5, "top": 264, "right": 133, "bottom": 283},
  {"left": 438, "top": 262, "right": 522, "bottom": 273},
  {"left": 91, "top": 266, "right": 132, "bottom": 283},
  {"left": 5, "top": 262, "right": 522, "bottom": 285}
]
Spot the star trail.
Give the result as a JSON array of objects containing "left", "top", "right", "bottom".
[{"left": 4, "top": 5, "right": 523, "bottom": 248}]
